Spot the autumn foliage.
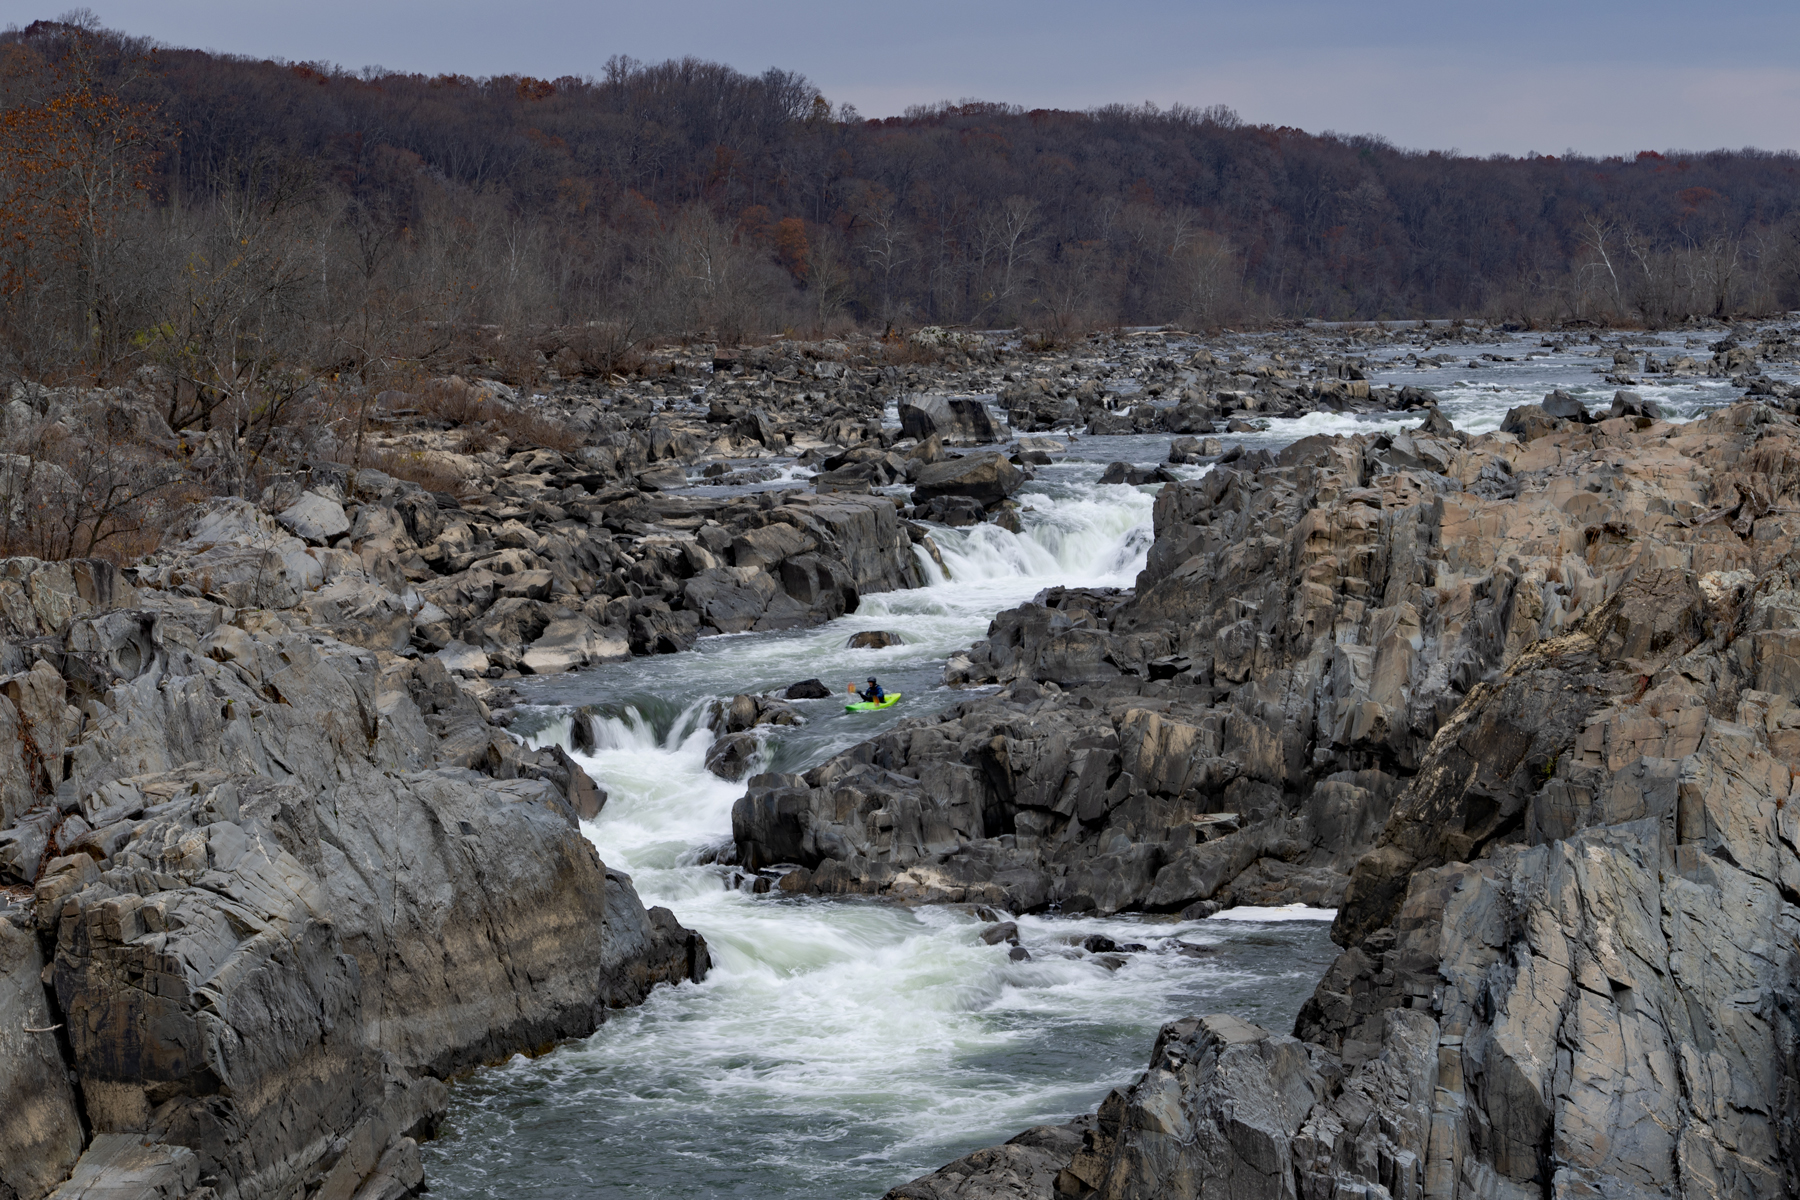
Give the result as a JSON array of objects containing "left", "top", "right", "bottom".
[
  {"left": 0, "top": 13, "right": 1794, "bottom": 395},
  {"left": 0, "top": 22, "right": 158, "bottom": 373}
]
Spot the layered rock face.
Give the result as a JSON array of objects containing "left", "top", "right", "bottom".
[
  {"left": 734, "top": 425, "right": 1514, "bottom": 912},
  {"left": 0, "top": 532, "right": 705, "bottom": 1199},
  {"left": 798, "top": 400, "right": 1800, "bottom": 1198}
]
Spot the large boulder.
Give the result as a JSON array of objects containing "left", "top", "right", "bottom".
[
  {"left": 1499, "top": 403, "right": 1562, "bottom": 442},
  {"left": 683, "top": 567, "right": 781, "bottom": 634},
  {"left": 1098, "top": 462, "right": 1177, "bottom": 486},
  {"left": 1416, "top": 405, "right": 1457, "bottom": 436},
  {"left": 522, "top": 614, "right": 629, "bottom": 673},
  {"left": 883, "top": 1121, "right": 1093, "bottom": 1200},
  {"left": 1610, "top": 388, "right": 1664, "bottom": 418},
  {"left": 298, "top": 576, "right": 414, "bottom": 652},
  {"left": 1540, "top": 388, "right": 1592, "bottom": 422},
  {"left": 138, "top": 499, "right": 322, "bottom": 609},
  {"left": 275, "top": 490, "right": 350, "bottom": 544},
  {"left": 730, "top": 523, "right": 814, "bottom": 570},
  {"left": 1162, "top": 403, "right": 1217, "bottom": 434},
  {"left": 910, "top": 452, "right": 1024, "bottom": 508},
  {"left": 899, "top": 395, "right": 1004, "bottom": 445},
  {"left": 911, "top": 494, "right": 986, "bottom": 526},
  {"left": 771, "top": 494, "right": 923, "bottom": 597},
  {"left": 0, "top": 916, "right": 85, "bottom": 1200}
]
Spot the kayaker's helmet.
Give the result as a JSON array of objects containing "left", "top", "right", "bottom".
[{"left": 867, "top": 677, "right": 878, "bottom": 685}]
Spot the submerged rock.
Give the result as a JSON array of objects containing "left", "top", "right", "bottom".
[
  {"left": 705, "top": 732, "right": 761, "bottom": 780},
  {"left": 1097, "top": 461, "right": 1177, "bottom": 486}
]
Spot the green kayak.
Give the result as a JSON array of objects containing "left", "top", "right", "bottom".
[{"left": 845, "top": 692, "right": 902, "bottom": 713}]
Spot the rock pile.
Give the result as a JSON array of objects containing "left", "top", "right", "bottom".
[{"left": 153, "top": 458, "right": 927, "bottom": 694}]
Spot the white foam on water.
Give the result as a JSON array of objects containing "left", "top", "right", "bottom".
[
  {"left": 1204, "top": 905, "right": 1339, "bottom": 923},
  {"left": 430, "top": 475, "right": 1338, "bottom": 1199},
  {"left": 586, "top": 478, "right": 1158, "bottom": 710}
]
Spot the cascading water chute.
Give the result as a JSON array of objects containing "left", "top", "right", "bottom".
[{"left": 425, "top": 466, "right": 1336, "bottom": 1200}]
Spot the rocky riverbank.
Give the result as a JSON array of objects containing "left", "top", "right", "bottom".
[
  {"left": 3, "top": 317, "right": 1794, "bottom": 1200},
  {"left": 0, "top": 543, "right": 708, "bottom": 1200},
  {"left": 0, "top": 321, "right": 1453, "bottom": 1200},
  {"left": 862, "top": 393, "right": 1800, "bottom": 1197}
]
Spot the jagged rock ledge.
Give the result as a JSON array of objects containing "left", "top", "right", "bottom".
[
  {"left": 738, "top": 397, "right": 1800, "bottom": 1197},
  {"left": 0, "top": 527, "right": 707, "bottom": 1199}
]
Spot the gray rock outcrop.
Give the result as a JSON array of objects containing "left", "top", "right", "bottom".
[
  {"left": 876, "top": 399, "right": 1800, "bottom": 1196},
  {"left": 899, "top": 395, "right": 1006, "bottom": 445},
  {"left": 911, "top": 453, "right": 1025, "bottom": 509},
  {"left": 0, "top": 543, "right": 706, "bottom": 1200}
]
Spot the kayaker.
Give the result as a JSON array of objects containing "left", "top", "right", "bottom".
[{"left": 849, "top": 677, "right": 885, "bottom": 704}]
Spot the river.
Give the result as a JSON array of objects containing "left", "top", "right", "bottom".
[{"left": 422, "top": 329, "right": 1746, "bottom": 1198}]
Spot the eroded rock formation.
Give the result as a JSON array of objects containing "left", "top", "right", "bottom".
[
  {"left": 0, "top": 545, "right": 706, "bottom": 1200},
  {"left": 857, "top": 399, "right": 1800, "bottom": 1197}
]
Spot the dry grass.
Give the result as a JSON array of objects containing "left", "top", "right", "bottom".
[
  {"left": 554, "top": 322, "right": 647, "bottom": 378},
  {"left": 414, "top": 378, "right": 583, "bottom": 454},
  {"left": 416, "top": 378, "right": 492, "bottom": 425},
  {"left": 357, "top": 445, "right": 472, "bottom": 496},
  {"left": 491, "top": 407, "right": 583, "bottom": 453},
  {"left": 872, "top": 335, "right": 946, "bottom": 367}
]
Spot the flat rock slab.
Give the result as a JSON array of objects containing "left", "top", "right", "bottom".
[
  {"left": 46, "top": 1134, "right": 198, "bottom": 1200},
  {"left": 277, "top": 491, "right": 351, "bottom": 544}
]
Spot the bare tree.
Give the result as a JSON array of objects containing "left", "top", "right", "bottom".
[
  {"left": 803, "top": 222, "right": 855, "bottom": 331},
  {"left": 1577, "top": 214, "right": 1627, "bottom": 320},
  {"left": 973, "top": 195, "right": 1041, "bottom": 321},
  {"left": 854, "top": 187, "right": 913, "bottom": 327},
  {"left": 647, "top": 203, "right": 781, "bottom": 342},
  {"left": 0, "top": 414, "right": 186, "bottom": 560}
]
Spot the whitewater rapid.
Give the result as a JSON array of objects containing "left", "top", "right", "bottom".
[
  {"left": 422, "top": 473, "right": 1337, "bottom": 1198},
  {"left": 422, "top": 330, "right": 1753, "bottom": 1198}
]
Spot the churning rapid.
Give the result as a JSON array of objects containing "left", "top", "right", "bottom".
[
  {"left": 419, "top": 468, "right": 1338, "bottom": 1199},
  {"left": 420, "top": 332, "right": 1738, "bottom": 1199}
]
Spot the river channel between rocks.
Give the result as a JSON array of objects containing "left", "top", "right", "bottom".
[{"left": 421, "top": 332, "right": 1745, "bottom": 1199}]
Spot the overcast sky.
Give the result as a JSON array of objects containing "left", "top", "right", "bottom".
[{"left": 18, "top": 0, "right": 1800, "bottom": 156}]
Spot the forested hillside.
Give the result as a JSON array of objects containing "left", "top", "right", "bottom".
[{"left": 2, "top": 14, "right": 1798, "bottom": 387}]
